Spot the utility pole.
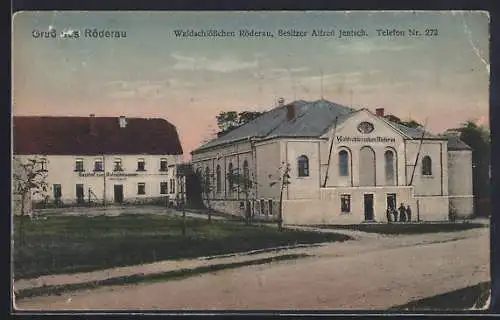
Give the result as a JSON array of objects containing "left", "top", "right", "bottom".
[
  {"left": 323, "top": 116, "right": 339, "bottom": 187},
  {"left": 409, "top": 118, "right": 429, "bottom": 186},
  {"left": 320, "top": 69, "right": 324, "bottom": 100},
  {"left": 103, "top": 155, "right": 106, "bottom": 206}
]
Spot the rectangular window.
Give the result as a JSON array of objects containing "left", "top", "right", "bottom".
[
  {"left": 260, "top": 199, "right": 266, "bottom": 215},
  {"left": 75, "top": 158, "right": 84, "bottom": 172},
  {"left": 94, "top": 159, "right": 103, "bottom": 172},
  {"left": 268, "top": 199, "right": 273, "bottom": 215},
  {"left": 113, "top": 158, "right": 123, "bottom": 171},
  {"left": 53, "top": 184, "right": 62, "bottom": 199},
  {"left": 341, "top": 194, "right": 351, "bottom": 214},
  {"left": 160, "top": 182, "right": 168, "bottom": 195},
  {"left": 180, "top": 178, "right": 184, "bottom": 193},
  {"left": 137, "top": 182, "right": 146, "bottom": 195},
  {"left": 160, "top": 159, "right": 168, "bottom": 172},
  {"left": 137, "top": 158, "right": 145, "bottom": 171}
]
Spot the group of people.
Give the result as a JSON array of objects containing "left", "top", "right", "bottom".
[{"left": 386, "top": 203, "right": 412, "bottom": 223}]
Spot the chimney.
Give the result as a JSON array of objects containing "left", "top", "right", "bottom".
[
  {"left": 118, "top": 116, "right": 127, "bottom": 128},
  {"left": 375, "top": 108, "right": 385, "bottom": 117},
  {"left": 286, "top": 103, "right": 296, "bottom": 121},
  {"left": 277, "top": 97, "right": 285, "bottom": 107},
  {"left": 89, "top": 114, "right": 96, "bottom": 135}
]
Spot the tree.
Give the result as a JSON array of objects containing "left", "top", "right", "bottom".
[
  {"left": 198, "top": 169, "right": 215, "bottom": 223},
  {"left": 226, "top": 167, "right": 257, "bottom": 224},
  {"left": 456, "top": 120, "right": 491, "bottom": 216},
  {"left": 216, "top": 110, "right": 264, "bottom": 137},
  {"left": 269, "top": 162, "right": 291, "bottom": 232},
  {"left": 12, "top": 156, "right": 48, "bottom": 244}
]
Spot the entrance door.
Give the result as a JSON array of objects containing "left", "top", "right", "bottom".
[
  {"left": 114, "top": 185, "right": 124, "bottom": 203},
  {"left": 76, "top": 184, "right": 85, "bottom": 204},
  {"left": 386, "top": 193, "right": 396, "bottom": 211},
  {"left": 364, "top": 194, "right": 374, "bottom": 221},
  {"left": 53, "top": 184, "right": 62, "bottom": 204}
]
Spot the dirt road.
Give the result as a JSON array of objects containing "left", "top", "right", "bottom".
[{"left": 16, "top": 228, "right": 489, "bottom": 311}]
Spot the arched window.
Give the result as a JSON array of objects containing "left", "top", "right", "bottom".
[
  {"left": 384, "top": 150, "right": 395, "bottom": 185},
  {"left": 216, "top": 165, "right": 221, "bottom": 193},
  {"left": 227, "top": 163, "right": 234, "bottom": 193},
  {"left": 339, "top": 150, "right": 349, "bottom": 176},
  {"left": 297, "top": 155, "right": 309, "bottom": 177},
  {"left": 359, "top": 146, "right": 376, "bottom": 186},
  {"left": 422, "top": 156, "right": 432, "bottom": 175},
  {"left": 243, "top": 160, "right": 250, "bottom": 190}
]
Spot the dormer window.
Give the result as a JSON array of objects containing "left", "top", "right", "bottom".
[
  {"left": 113, "top": 158, "right": 123, "bottom": 172},
  {"left": 74, "top": 158, "right": 84, "bottom": 172},
  {"left": 160, "top": 158, "right": 168, "bottom": 172},
  {"left": 137, "top": 158, "right": 145, "bottom": 171}
]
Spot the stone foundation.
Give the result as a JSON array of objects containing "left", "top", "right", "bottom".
[
  {"left": 203, "top": 199, "right": 279, "bottom": 221},
  {"left": 449, "top": 196, "right": 474, "bottom": 218},
  {"left": 31, "top": 196, "right": 172, "bottom": 209}
]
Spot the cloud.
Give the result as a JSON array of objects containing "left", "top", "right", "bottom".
[
  {"left": 105, "top": 79, "right": 194, "bottom": 100},
  {"left": 332, "top": 39, "right": 416, "bottom": 54},
  {"left": 299, "top": 70, "right": 381, "bottom": 86},
  {"left": 170, "top": 52, "right": 258, "bottom": 73},
  {"left": 253, "top": 67, "right": 309, "bottom": 80},
  {"left": 268, "top": 67, "right": 309, "bottom": 74}
]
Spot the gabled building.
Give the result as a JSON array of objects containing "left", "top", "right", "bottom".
[
  {"left": 13, "top": 115, "right": 184, "bottom": 207},
  {"left": 190, "top": 99, "right": 474, "bottom": 224}
]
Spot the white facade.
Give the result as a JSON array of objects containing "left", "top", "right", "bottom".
[
  {"left": 191, "top": 104, "right": 474, "bottom": 225},
  {"left": 448, "top": 150, "right": 474, "bottom": 217},
  {"left": 14, "top": 154, "right": 185, "bottom": 206}
]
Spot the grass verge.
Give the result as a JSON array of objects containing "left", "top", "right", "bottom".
[
  {"left": 313, "top": 222, "right": 486, "bottom": 235},
  {"left": 13, "top": 214, "right": 350, "bottom": 279},
  {"left": 15, "top": 253, "right": 309, "bottom": 301},
  {"left": 391, "top": 281, "right": 491, "bottom": 311}
]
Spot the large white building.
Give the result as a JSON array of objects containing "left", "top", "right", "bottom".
[
  {"left": 13, "top": 115, "right": 184, "bottom": 209},
  {"left": 191, "top": 99, "right": 474, "bottom": 225}
]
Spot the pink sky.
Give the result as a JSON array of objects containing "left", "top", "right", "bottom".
[{"left": 12, "top": 11, "right": 490, "bottom": 160}]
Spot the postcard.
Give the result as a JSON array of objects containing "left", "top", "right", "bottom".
[{"left": 12, "top": 10, "right": 491, "bottom": 313}]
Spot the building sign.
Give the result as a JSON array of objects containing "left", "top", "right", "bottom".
[
  {"left": 78, "top": 172, "right": 139, "bottom": 178},
  {"left": 336, "top": 136, "right": 396, "bottom": 143}
]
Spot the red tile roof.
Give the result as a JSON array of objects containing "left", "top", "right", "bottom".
[{"left": 13, "top": 116, "right": 183, "bottom": 156}]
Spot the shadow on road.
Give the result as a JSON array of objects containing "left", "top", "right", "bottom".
[{"left": 391, "top": 281, "right": 491, "bottom": 311}]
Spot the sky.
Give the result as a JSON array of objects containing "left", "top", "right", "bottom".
[{"left": 12, "top": 11, "right": 490, "bottom": 160}]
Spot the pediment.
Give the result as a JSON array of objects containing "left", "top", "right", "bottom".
[{"left": 320, "top": 109, "right": 410, "bottom": 141}]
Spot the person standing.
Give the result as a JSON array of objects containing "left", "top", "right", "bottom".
[
  {"left": 398, "top": 203, "right": 406, "bottom": 222},
  {"left": 386, "top": 207, "right": 392, "bottom": 223},
  {"left": 392, "top": 206, "right": 398, "bottom": 222},
  {"left": 406, "top": 205, "right": 412, "bottom": 222}
]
